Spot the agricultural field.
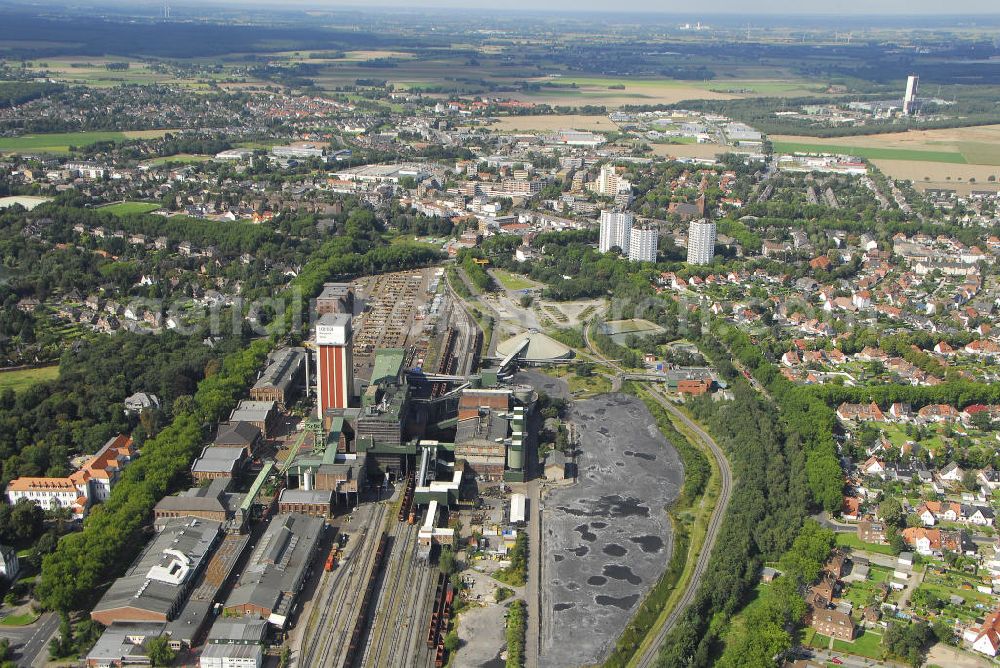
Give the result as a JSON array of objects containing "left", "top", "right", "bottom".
[
  {"left": 774, "top": 125, "right": 1000, "bottom": 166},
  {"left": 24, "top": 57, "right": 214, "bottom": 88},
  {"left": 489, "top": 115, "right": 620, "bottom": 132},
  {"left": 0, "top": 129, "right": 173, "bottom": 154},
  {"left": 772, "top": 141, "right": 968, "bottom": 164},
  {"left": 510, "top": 76, "right": 738, "bottom": 107},
  {"left": 549, "top": 75, "right": 825, "bottom": 99},
  {"left": 99, "top": 201, "right": 161, "bottom": 216},
  {"left": 288, "top": 49, "right": 824, "bottom": 106},
  {"left": 872, "top": 160, "right": 1000, "bottom": 195},
  {"left": 0, "top": 365, "right": 59, "bottom": 394},
  {"left": 272, "top": 49, "right": 417, "bottom": 63}
]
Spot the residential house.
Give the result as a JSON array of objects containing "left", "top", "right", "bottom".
[
  {"left": 857, "top": 520, "right": 887, "bottom": 545},
  {"left": 124, "top": 392, "right": 160, "bottom": 416},
  {"left": 980, "top": 468, "right": 1000, "bottom": 490},
  {"left": 941, "top": 462, "right": 965, "bottom": 483},
  {"left": 842, "top": 497, "right": 861, "bottom": 522},
  {"left": 837, "top": 402, "right": 886, "bottom": 423},
  {"left": 811, "top": 608, "right": 855, "bottom": 641},
  {"left": 917, "top": 404, "right": 960, "bottom": 423},
  {"left": 861, "top": 456, "right": 886, "bottom": 477},
  {"left": 965, "top": 607, "right": 1000, "bottom": 657}
]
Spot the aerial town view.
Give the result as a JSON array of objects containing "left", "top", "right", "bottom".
[{"left": 1, "top": 1, "right": 1000, "bottom": 667}]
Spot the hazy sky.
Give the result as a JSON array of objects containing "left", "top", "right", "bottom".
[{"left": 201, "top": 0, "right": 1000, "bottom": 13}]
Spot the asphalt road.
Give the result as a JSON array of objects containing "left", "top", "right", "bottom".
[
  {"left": 0, "top": 611, "right": 59, "bottom": 667},
  {"left": 581, "top": 317, "right": 735, "bottom": 668}
]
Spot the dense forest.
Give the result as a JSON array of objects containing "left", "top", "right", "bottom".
[
  {"left": 655, "top": 383, "right": 813, "bottom": 666},
  {"left": 0, "top": 11, "right": 411, "bottom": 59},
  {"left": 0, "top": 81, "right": 63, "bottom": 109},
  {"left": 0, "top": 329, "right": 234, "bottom": 482},
  {"left": 649, "top": 308, "right": 847, "bottom": 666}
]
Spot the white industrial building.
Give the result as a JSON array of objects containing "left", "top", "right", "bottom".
[{"left": 510, "top": 493, "right": 526, "bottom": 525}]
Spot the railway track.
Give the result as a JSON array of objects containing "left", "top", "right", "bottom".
[
  {"left": 361, "top": 520, "right": 430, "bottom": 668},
  {"left": 633, "top": 386, "right": 733, "bottom": 668},
  {"left": 298, "top": 503, "right": 389, "bottom": 668}
]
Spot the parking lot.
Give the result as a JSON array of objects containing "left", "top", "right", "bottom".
[{"left": 538, "top": 393, "right": 683, "bottom": 667}]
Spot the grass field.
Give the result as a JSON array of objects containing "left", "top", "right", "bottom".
[
  {"left": 0, "top": 612, "right": 40, "bottom": 627},
  {"left": 143, "top": 153, "right": 213, "bottom": 166},
  {"left": 773, "top": 141, "right": 968, "bottom": 164},
  {"left": 650, "top": 143, "right": 728, "bottom": 160},
  {"left": 832, "top": 629, "right": 883, "bottom": 659},
  {"left": 834, "top": 532, "right": 897, "bottom": 557},
  {"left": 0, "top": 129, "right": 173, "bottom": 154},
  {"left": 806, "top": 630, "right": 833, "bottom": 649},
  {"left": 99, "top": 201, "right": 161, "bottom": 216},
  {"left": 493, "top": 269, "right": 537, "bottom": 291},
  {"left": 0, "top": 365, "right": 59, "bottom": 394}
]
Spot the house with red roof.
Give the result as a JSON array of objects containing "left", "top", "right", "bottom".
[{"left": 965, "top": 607, "right": 1000, "bottom": 656}]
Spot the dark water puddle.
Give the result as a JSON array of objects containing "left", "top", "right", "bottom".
[
  {"left": 596, "top": 594, "right": 639, "bottom": 610},
  {"left": 603, "top": 564, "right": 642, "bottom": 585},
  {"left": 603, "top": 544, "right": 627, "bottom": 557},
  {"left": 629, "top": 535, "right": 664, "bottom": 553}
]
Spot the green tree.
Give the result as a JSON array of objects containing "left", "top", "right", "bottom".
[
  {"left": 878, "top": 497, "right": 904, "bottom": 528},
  {"left": 146, "top": 636, "right": 175, "bottom": 667},
  {"left": 439, "top": 548, "right": 456, "bottom": 576}
]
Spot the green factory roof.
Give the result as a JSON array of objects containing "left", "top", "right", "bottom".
[
  {"left": 240, "top": 460, "right": 275, "bottom": 512},
  {"left": 370, "top": 348, "right": 406, "bottom": 387},
  {"left": 323, "top": 417, "right": 344, "bottom": 465}
]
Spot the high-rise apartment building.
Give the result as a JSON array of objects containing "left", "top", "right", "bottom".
[
  {"left": 628, "top": 224, "right": 658, "bottom": 263},
  {"left": 598, "top": 210, "right": 634, "bottom": 255},
  {"left": 591, "top": 164, "right": 632, "bottom": 198},
  {"left": 315, "top": 313, "right": 353, "bottom": 415},
  {"left": 687, "top": 218, "right": 716, "bottom": 265}
]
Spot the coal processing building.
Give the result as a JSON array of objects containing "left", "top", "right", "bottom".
[{"left": 289, "top": 333, "right": 537, "bottom": 511}]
